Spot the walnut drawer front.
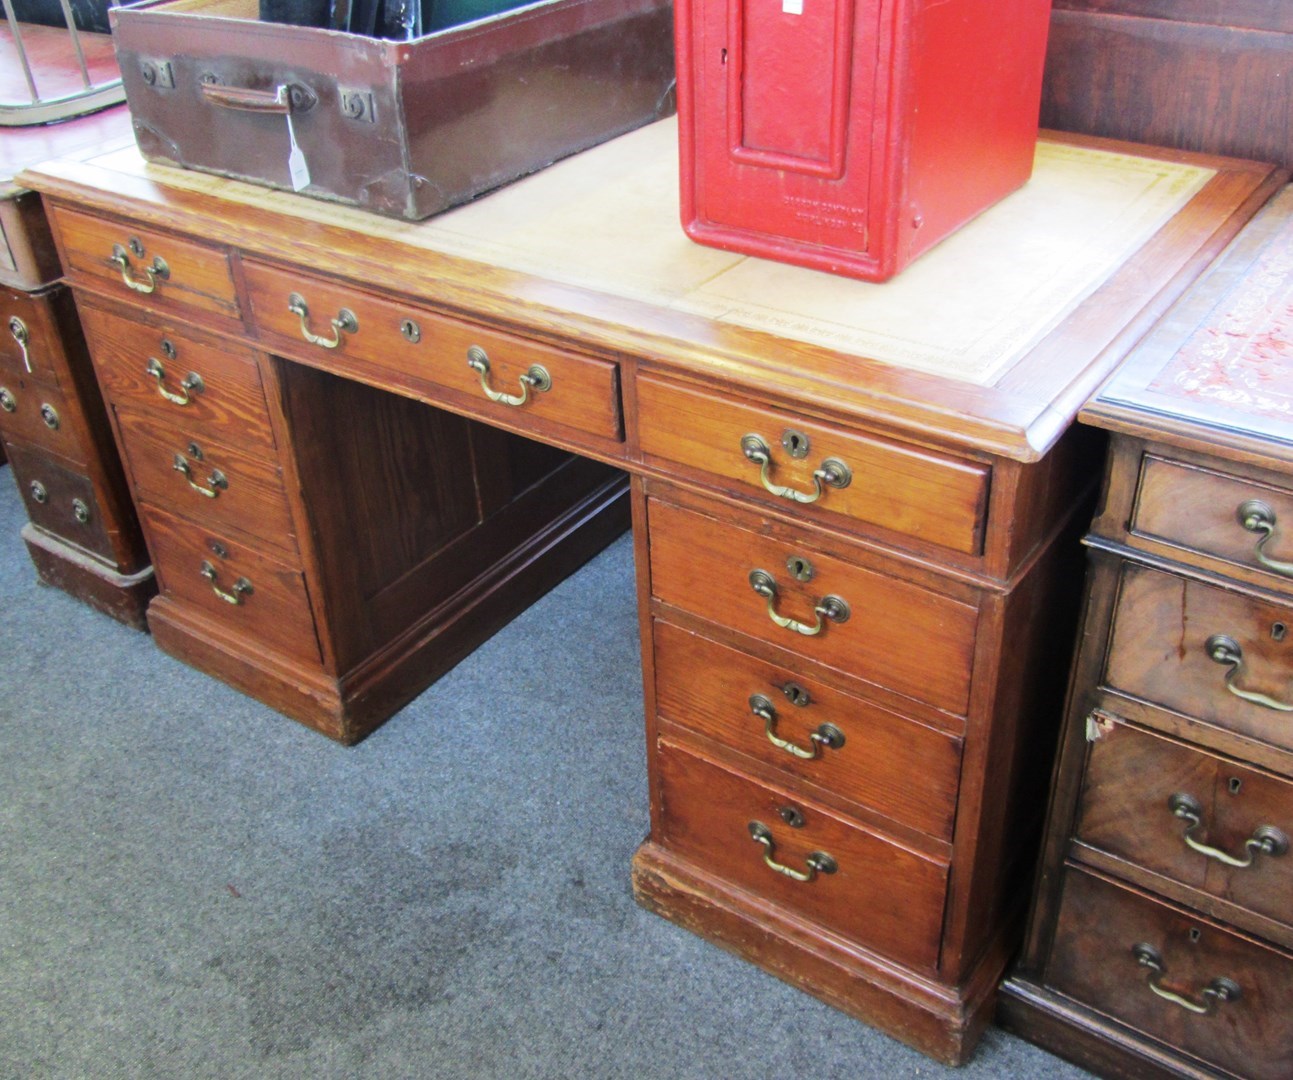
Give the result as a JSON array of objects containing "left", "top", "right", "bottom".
[
  {"left": 656, "top": 737, "right": 949, "bottom": 971},
  {"left": 1047, "top": 867, "right": 1293, "bottom": 1080},
  {"left": 0, "top": 375, "right": 93, "bottom": 466},
  {"left": 114, "top": 408, "right": 296, "bottom": 555},
  {"left": 652, "top": 619, "right": 963, "bottom": 840},
  {"left": 1132, "top": 454, "right": 1293, "bottom": 588},
  {"left": 1, "top": 285, "right": 74, "bottom": 388},
  {"left": 139, "top": 502, "right": 319, "bottom": 666},
  {"left": 647, "top": 498, "right": 979, "bottom": 716},
  {"left": 78, "top": 302, "right": 276, "bottom": 456},
  {"left": 1075, "top": 717, "right": 1293, "bottom": 933},
  {"left": 1105, "top": 562, "right": 1293, "bottom": 752},
  {"left": 51, "top": 207, "right": 239, "bottom": 321},
  {"left": 5, "top": 441, "right": 117, "bottom": 560},
  {"left": 636, "top": 374, "right": 990, "bottom": 555},
  {"left": 240, "top": 259, "right": 623, "bottom": 444}
]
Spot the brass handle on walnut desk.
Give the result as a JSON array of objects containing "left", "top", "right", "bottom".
[
  {"left": 1167, "top": 793, "right": 1289, "bottom": 868},
  {"left": 147, "top": 357, "right": 204, "bottom": 406},
  {"left": 1205, "top": 634, "right": 1293, "bottom": 712},
  {"left": 1131, "top": 943, "right": 1241, "bottom": 1016},
  {"left": 199, "top": 560, "right": 253, "bottom": 605},
  {"left": 748, "top": 569, "right": 850, "bottom": 637},
  {"left": 287, "top": 293, "right": 358, "bottom": 349},
  {"left": 747, "top": 822, "right": 837, "bottom": 883},
  {"left": 465, "top": 346, "right": 551, "bottom": 407},
  {"left": 740, "top": 434, "right": 851, "bottom": 505},
  {"left": 1238, "top": 500, "right": 1293, "bottom": 577},
  {"left": 8, "top": 316, "right": 32, "bottom": 374},
  {"left": 173, "top": 454, "right": 228, "bottom": 499},
  {"left": 109, "top": 244, "right": 169, "bottom": 294},
  {"left": 748, "top": 693, "right": 845, "bottom": 760}
]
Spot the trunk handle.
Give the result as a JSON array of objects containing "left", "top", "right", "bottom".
[{"left": 198, "top": 81, "right": 317, "bottom": 114}]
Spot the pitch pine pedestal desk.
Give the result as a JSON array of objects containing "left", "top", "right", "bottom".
[{"left": 21, "top": 121, "right": 1282, "bottom": 1064}]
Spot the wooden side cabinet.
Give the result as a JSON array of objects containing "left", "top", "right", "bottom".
[
  {"left": 999, "top": 186, "right": 1293, "bottom": 1079},
  {"left": 1, "top": 106, "right": 154, "bottom": 627}
]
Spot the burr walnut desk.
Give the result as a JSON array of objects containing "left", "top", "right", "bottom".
[{"left": 19, "top": 121, "right": 1282, "bottom": 1064}]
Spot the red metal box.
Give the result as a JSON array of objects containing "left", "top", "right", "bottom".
[
  {"left": 675, "top": 0, "right": 1052, "bottom": 280},
  {"left": 110, "top": 0, "right": 675, "bottom": 219}
]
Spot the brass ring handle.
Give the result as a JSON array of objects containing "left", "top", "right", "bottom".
[
  {"left": 146, "top": 357, "right": 205, "bottom": 405},
  {"left": 199, "top": 560, "right": 253, "bottom": 605},
  {"left": 1237, "top": 500, "right": 1293, "bottom": 577},
  {"left": 109, "top": 245, "right": 169, "bottom": 293},
  {"left": 173, "top": 454, "right": 228, "bottom": 498},
  {"left": 748, "top": 694, "right": 845, "bottom": 760},
  {"left": 747, "top": 821, "right": 837, "bottom": 882},
  {"left": 740, "top": 434, "right": 851, "bottom": 505},
  {"left": 466, "top": 345, "right": 552, "bottom": 406},
  {"left": 748, "top": 569, "right": 849, "bottom": 637},
  {"left": 1131, "top": 943, "right": 1241, "bottom": 1016},
  {"left": 287, "top": 293, "right": 358, "bottom": 349},
  {"left": 1167, "top": 793, "right": 1289, "bottom": 868},
  {"left": 8, "top": 316, "right": 32, "bottom": 373},
  {"left": 1205, "top": 634, "right": 1293, "bottom": 712}
]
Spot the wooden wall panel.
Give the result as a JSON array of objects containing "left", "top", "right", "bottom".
[{"left": 1042, "top": 3, "right": 1293, "bottom": 168}]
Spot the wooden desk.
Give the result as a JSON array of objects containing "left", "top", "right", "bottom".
[{"left": 19, "top": 121, "right": 1282, "bottom": 1064}]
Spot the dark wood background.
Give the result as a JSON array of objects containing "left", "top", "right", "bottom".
[{"left": 1042, "top": 1, "right": 1293, "bottom": 169}]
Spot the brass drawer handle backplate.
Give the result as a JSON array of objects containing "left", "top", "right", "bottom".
[
  {"left": 748, "top": 568, "right": 849, "bottom": 637},
  {"left": 110, "top": 244, "right": 169, "bottom": 294},
  {"left": 748, "top": 693, "right": 845, "bottom": 760},
  {"left": 466, "top": 345, "right": 551, "bottom": 407},
  {"left": 199, "top": 560, "right": 253, "bottom": 605},
  {"left": 747, "top": 821, "right": 837, "bottom": 883},
  {"left": 740, "top": 433, "right": 851, "bottom": 505},
  {"left": 1238, "top": 499, "right": 1293, "bottom": 577},
  {"left": 8, "top": 316, "right": 32, "bottom": 373},
  {"left": 1205, "top": 634, "right": 1292, "bottom": 712},
  {"left": 1131, "top": 943, "right": 1241, "bottom": 1016},
  {"left": 1167, "top": 792, "right": 1288, "bottom": 868},
  {"left": 287, "top": 292, "right": 358, "bottom": 349},
  {"left": 146, "top": 357, "right": 205, "bottom": 406}
]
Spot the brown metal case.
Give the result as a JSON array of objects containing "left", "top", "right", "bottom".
[{"left": 111, "top": 0, "right": 675, "bottom": 219}]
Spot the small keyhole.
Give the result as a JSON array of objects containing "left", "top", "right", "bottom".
[
  {"left": 720, "top": 48, "right": 727, "bottom": 64},
  {"left": 786, "top": 555, "right": 814, "bottom": 582},
  {"left": 187, "top": 442, "right": 204, "bottom": 460},
  {"left": 781, "top": 681, "right": 811, "bottom": 708},
  {"left": 162, "top": 338, "right": 177, "bottom": 360},
  {"left": 1188, "top": 927, "right": 1202, "bottom": 944},
  {"left": 1229, "top": 777, "right": 1243, "bottom": 796},
  {"left": 1273, "top": 622, "right": 1288, "bottom": 642}
]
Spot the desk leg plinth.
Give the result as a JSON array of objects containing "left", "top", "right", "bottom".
[{"left": 630, "top": 839, "right": 1004, "bottom": 1066}]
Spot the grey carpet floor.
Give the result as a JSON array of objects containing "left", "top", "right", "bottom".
[{"left": 0, "top": 462, "right": 1092, "bottom": 1079}]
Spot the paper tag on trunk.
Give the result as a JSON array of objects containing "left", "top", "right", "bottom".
[{"left": 286, "top": 114, "right": 311, "bottom": 192}]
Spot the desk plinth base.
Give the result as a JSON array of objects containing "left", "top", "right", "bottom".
[
  {"left": 22, "top": 524, "right": 154, "bottom": 631},
  {"left": 146, "top": 474, "right": 630, "bottom": 745},
  {"left": 630, "top": 840, "right": 1002, "bottom": 1066}
]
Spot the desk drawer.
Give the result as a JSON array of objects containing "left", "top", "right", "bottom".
[
  {"left": 648, "top": 497, "right": 979, "bottom": 716},
  {"left": 652, "top": 619, "right": 963, "bottom": 839},
  {"left": 1106, "top": 563, "right": 1293, "bottom": 753},
  {"left": 637, "top": 373, "right": 990, "bottom": 555},
  {"left": 5, "top": 440, "right": 117, "bottom": 560},
  {"left": 140, "top": 502, "right": 319, "bottom": 665},
  {"left": 241, "top": 259, "right": 623, "bottom": 444},
  {"left": 115, "top": 407, "right": 296, "bottom": 555},
  {"left": 1047, "top": 867, "right": 1293, "bottom": 1080},
  {"left": 79, "top": 302, "right": 276, "bottom": 456},
  {"left": 1075, "top": 718, "right": 1293, "bottom": 933},
  {"left": 51, "top": 206, "right": 239, "bottom": 321},
  {"left": 0, "top": 375, "right": 93, "bottom": 467},
  {"left": 1, "top": 284, "right": 75, "bottom": 388},
  {"left": 656, "top": 737, "right": 948, "bottom": 971},
  {"left": 1132, "top": 454, "right": 1293, "bottom": 590}
]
